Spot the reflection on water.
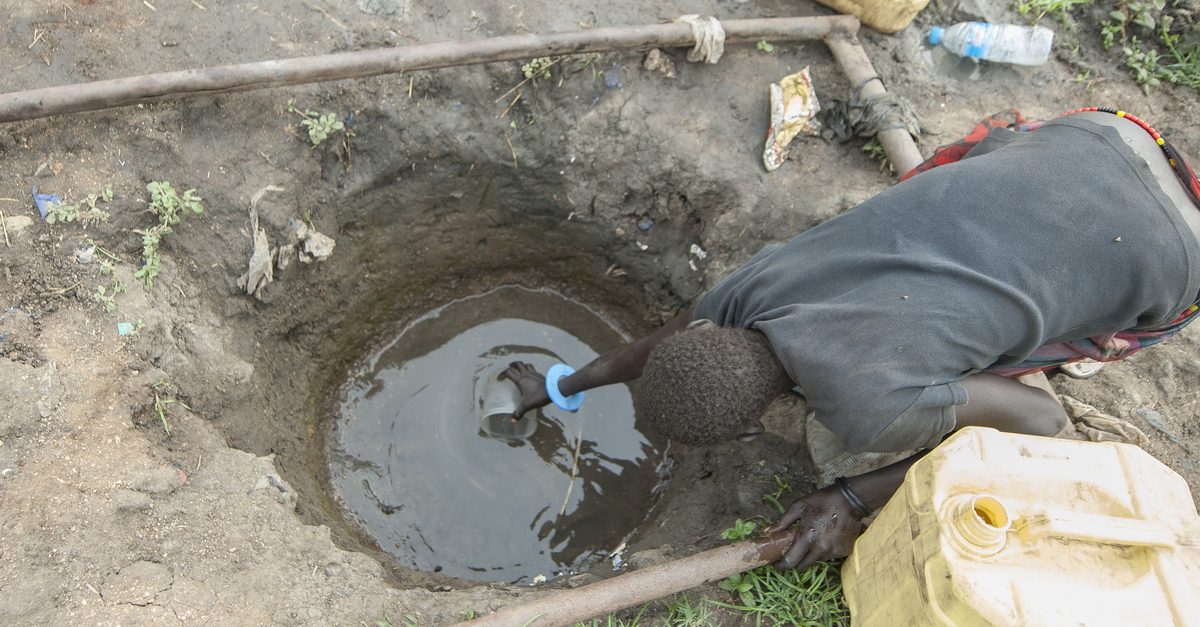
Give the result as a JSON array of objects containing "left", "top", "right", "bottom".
[{"left": 329, "top": 287, "right": 664, "bottom": 583}]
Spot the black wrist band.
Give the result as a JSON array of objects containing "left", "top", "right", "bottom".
[{"left": 834, "top": 476, "right": 873, "bottom": 518}]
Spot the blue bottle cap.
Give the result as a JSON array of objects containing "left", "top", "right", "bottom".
[{"left": 929, "top": 26, "right": 944, "bottom": 45}]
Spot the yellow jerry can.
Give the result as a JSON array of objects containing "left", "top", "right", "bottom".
[
  {"left": 811, "top": 0, "right": 930, "bottom": 34},
  {"left": 841, "top": 427, "right": 1200, "bottom": 626}
]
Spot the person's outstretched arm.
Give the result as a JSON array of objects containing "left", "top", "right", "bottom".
[
  {"left": 502, "top": 306, "right": 697, "bottom": 417},
  {"left": 764, "top": 371, "right": 1069, "bottom": 571}
]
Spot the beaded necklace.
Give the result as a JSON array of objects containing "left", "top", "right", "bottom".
[{"left": 1060, "top": 106, "right": 1200, "bottom": 209}]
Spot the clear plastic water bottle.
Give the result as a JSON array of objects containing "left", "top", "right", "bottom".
[{"left": 928, "top": 23, "right": 1054, "bottom": 66}]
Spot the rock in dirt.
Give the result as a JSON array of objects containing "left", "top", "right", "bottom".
[
  {"left": 102, "top": 561, "right": 173, "bottom": 606},
  {"left": 566, "top": 573, "right": 599, "bottom": 588},
  {"left": 627, "top": 547, "right": 674, "bottom": 569},
  {"left": 643, "top": 49, "right": 677, "bottom": 78},
  {"left": 111, "top": 488, "right": 153, "bottom": 511},
  {"left": 130, "top": 466, "right": 186, "bottom": 496},
  {"left": 1136, "top": 406, "right": 1194, "bottom": 453},
  {"left": 294, "top": 221, "right": 336, "bottom": 263}
]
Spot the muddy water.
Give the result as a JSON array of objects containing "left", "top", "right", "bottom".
[{"left": 329, "top": 286, "right": 665, "bottom": 583}]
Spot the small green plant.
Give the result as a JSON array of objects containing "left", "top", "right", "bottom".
[
  {"left": 756, "top": 40, "right": 775, "bottom": 53},
  {"left": 522, "top": 57, "right": 554, "bottom": 80},
  {"left": 93, "top": 263, "right": 127, "bottom": 312},
  {"left": 713, "top": 562, "right": 850, "bottom": 627},
  {"left": 151, "top": 378, "right": 190, "bottom": 436},
  {"left": 1128, "top": 0, "right": 1165, "bottom": 30},
  {"left": 287, "top": 99, "right": 348, "bottom": 147},
  {"left": 862, "top": 138, "right": 893, "bottom": 173},
  {"left": 718, "top": 572, "right": 756, "bottom": 608},
  {"left": 45, "top": 184, "right": 113, "bottom": 226},
  {"left": 125, "top": 319, "right": 145, "bottom": 339},
  {"left": 762, "top": 475, "right": 790, "bottom": 514},
  {"left": 458, "top": 610, "right": 477, "bottom": 622},
  {"left": 720, "top": 518, "right": 758, "bottom": 542},
  {"left": 1124, "top": 36, "right": 1164, "bottom": 93},
  {"left": 1100, "top": 12, "right": 1124, "bottom": 50},
  {"left": 135, "top": 181, "right": 203, "bottom": 292},
  {"left": 94, "top": 284, "right": 117, "bottom": 312}
]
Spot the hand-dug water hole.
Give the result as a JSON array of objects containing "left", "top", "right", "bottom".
[{"left": 328, "top": 286, "right": 667, "bottom": 583}]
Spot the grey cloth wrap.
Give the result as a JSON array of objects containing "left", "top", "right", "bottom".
[{"left": 696, "top": 117, "right": 1200, "bottom": 454}]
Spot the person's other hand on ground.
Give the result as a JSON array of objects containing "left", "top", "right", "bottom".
[
  {"left": 764, "top": 485, "right": 865, "bottom": 571},
  {"left": 500, "top": 361, "right": 551, "bottom": 419}
]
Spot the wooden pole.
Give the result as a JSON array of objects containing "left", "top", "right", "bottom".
[
  {"left": 458, "top": 528, "right": 801, "bottom": 627},
  {"left": 0, "top": 16, "right": 858, "bottom": 124}
]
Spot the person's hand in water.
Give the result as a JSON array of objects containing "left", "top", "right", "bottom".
[
  {"left": 763, "top": 485, "right": 865, "bottom": 571},
  {"left": 500, "top": 361, "right": 552, "bottom": 419}
]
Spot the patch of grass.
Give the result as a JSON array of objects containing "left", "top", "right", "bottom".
[
  {"left": 135, "top": 181, "right": 203, "bottom": 292},
  {"left": 45, "top": 184, "right": 113, "bottom": 227},
  {"left": 664, "top": 595, "right": 715, "bottom": 627},
  {"left": 1152, "top": 17, "right": 1200, "bottom": 90},
  {"left": 714, "top": 562, "right": 850, "bottom": 627},
  {"left": 1098, "top": 1, "right": 1199, "bottom": 94}
]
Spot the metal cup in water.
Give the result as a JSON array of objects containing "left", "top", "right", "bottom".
[{"left": 479, "top": 369, "right": 537, "bottom": 439}]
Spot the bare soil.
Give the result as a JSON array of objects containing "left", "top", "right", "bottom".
[{"left": 1, "top": 0, "right": 1198, "bottom": 624}]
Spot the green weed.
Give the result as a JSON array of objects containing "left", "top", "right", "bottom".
[
  {"left": 720, "top": 519, "right": 758, "bottom": 542},
  {"left": 714, "top": 562, "right": 850, "bottom": 627},
  {"left": 45, "top": 184, "right": 113, "bottom": 227},
  {"left": 756, "top": 40, "right": 775, "bottom": 53},
  {"left": 151, "top": 378, "right": 190, "bottom": 435},
  {"left": 522, "top": 57, "right": 555, "bottom": 80},
  {"left": 1153, "top": 16, "right": 1200, "bottom": 90},
  {"left": 124, "top": 319, "right": 145, "bottom": 339},
  {"left": 1015, "top": 0, "right": 1092, "bottom": 23},
  {"left": 762, "top": 475, "right": 791, "bottom": 514},
  {"left": 135, "top": 181, "right": 203, "bottom": 292},
  {"left": 862, "top": 139, "right": 893, "bottom": 173},
  {"left": 93, "top": 262, "right": 127, "bottom": 312},
  {"left": 1097, "top": 0, "right": 1198, "bottom": 95},
  {"left": 287, "top": 99, "right": 349, "bottom": 147}
]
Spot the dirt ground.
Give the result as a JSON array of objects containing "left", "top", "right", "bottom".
[{"left": 1, "top": 0, "right": 1199, "bottom": 624}]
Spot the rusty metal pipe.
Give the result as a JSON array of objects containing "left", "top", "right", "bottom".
[
  {"left": 824, "top": 33, "right": 925, "bottom": 176},
  {"left": 0, "top": 16, "right": 858, "bottom": 124},
  {"left": 458, "top": 528, "right": 800, "bottom": 627}
]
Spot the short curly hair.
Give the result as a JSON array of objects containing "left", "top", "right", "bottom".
[{"left": 635, "top": 326, "right": 784, "bottom": 446}]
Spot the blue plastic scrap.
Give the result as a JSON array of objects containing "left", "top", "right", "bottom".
[
  {"left": 605, "top": 63, "right": 623, "bottom": 89},
  {"left": 32, "top": 186, "right": 62, "bottom": 220},
  {"left": 117, "top": 322, "right": 134, "bottom": 336},
  {"left": 637, "top": 218, "right": 654, "bottom": 231}
]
